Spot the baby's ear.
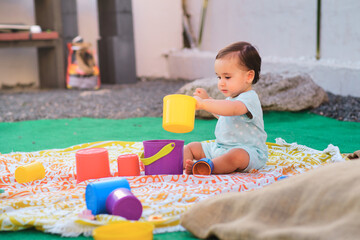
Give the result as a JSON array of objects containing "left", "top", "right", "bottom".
[{"left": 247, "top": 70, "right": 255, "bottom": 83}]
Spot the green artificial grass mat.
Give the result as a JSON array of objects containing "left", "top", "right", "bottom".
[
  {"left": 0, "top": 229, "right": 197, "bottom": 240},
  {"left": 0, "top": 117, "right": 216, "bottom": 154},
  {"left": 1, "top": 111, "right": 359, "bottom": 239},
  {"left": 1, "top": 111, "right": 359, "bottom": 154}
]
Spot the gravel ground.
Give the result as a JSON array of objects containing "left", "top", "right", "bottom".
[
  {"left": 310, "top": 92, "right": 360, "bottom": 122},
  {"left": 0, "top": 79, "right": 359, "bottom": 122},
  {"left": 0, "top": 79, "right": 187, "bottom": 122}
]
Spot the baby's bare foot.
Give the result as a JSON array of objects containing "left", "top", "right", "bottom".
[{"left": 185, "top": 159, "right": 195, "bottom": 174}]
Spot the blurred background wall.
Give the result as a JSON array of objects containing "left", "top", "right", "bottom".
[{"left": 0, "top": 0, "right": 359, "bottom": 96}]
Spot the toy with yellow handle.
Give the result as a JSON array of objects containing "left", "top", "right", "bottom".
[
  {"left": 140, "top": 142, "right": 175, "bottom": 166},
  {"left": 139, "top": 140, "right": 184, "bottom": 175}
]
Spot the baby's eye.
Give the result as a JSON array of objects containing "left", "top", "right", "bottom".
[
  {"left": 217, "top": 76, "right": 221, "bottom": 80},
  {"left": 225, "top": 76, "right": 231, "bottom": 79}
]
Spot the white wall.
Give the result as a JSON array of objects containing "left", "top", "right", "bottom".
[
  {"left": 76, "top": 0, "right": 99, "bottom": 59},
  {"left": 132, "top": 0, "right": 182, "bottom": 79},
  {"left": 321, "top": 0, "right": 360, "bottom": 61},
  {"left": 202, "top": 0, "right": 317, "bottom": 58},
  {"left": 185, "top": 0, "right": 316, "bottom": 58},
  {"left": 0, "top": 0, "right": 38, "bottom": 87}
]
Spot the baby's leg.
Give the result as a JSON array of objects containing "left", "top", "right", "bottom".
[
  {"left": 211, "top": 148, "right": 250, "bottom": 174},
  {"left": 183, "top": 142, "right": 206, "bottom": 170}
]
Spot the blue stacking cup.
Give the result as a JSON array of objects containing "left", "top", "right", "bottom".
[{"left": 85, "top": 178, "right": 130, "bottom": 215}]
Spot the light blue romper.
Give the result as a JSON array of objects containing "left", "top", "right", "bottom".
[{"left": 201, "top": 90, "right": 268, "bottom": 172}]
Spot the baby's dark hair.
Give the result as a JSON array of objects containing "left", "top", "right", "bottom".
[{"left": 216, "top": 41, "right": 261, "bottom": 84}]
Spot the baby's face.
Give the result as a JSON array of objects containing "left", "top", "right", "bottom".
[{"left": 215, "top": 57, "right": 253, "bottom": 98}]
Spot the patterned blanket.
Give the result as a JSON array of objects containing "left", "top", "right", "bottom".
[{"left": 0, "top": 138, "right": 346, "bottom": 237}]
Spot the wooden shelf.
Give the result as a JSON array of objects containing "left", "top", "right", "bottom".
[
  {"left": 0, "top": 31, "right": 58, "bottom": 41},
  {"left": 0, "top": 32, "right": 60, "bottom": 48}
]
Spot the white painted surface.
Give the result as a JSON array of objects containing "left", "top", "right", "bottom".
[
  {"left": 198, "top": 0, "right": 317, "bottom": 58},
  {"left": 321, "top": 0, "right": 360, "bottom": 61},
  {"left": 167, "top": 48, "right": 215, "bottom": 80},
  {"left": 76, "top": 0, "right": 99, "bottom": 60},
  {"left": 0, "top": 0, "right": 38, "bottom": 87},
  {"left": 132, "top": 0, "right": 182, "bottom": 78}
]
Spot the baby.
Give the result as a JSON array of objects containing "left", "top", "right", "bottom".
[{"left": 183, "top": 41, "right": 268, "bottom": 174}]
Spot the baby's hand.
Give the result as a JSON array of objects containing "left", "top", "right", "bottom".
[
  {"left": 193, "top": 88, "right": 210, "bottom": 99},
  {"left": 193, "top": 96, "right": 204, "bottom": 110}
]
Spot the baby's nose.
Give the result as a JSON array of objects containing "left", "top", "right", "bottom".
[{"left": 218, "top": 78, "right": 226, "bottom": 86}]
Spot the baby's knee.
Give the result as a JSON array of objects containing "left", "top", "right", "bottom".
[
  {"left": 185, "top": 142, "right": 200, "bottom": 151},
  {"left": 227, "top": 148, "right": 250, "bottom": 169},
  {"left": 185, "top": 142, "right": 205, "bottom": 160},
  {"left": 187, "top": 142, "right": 199, "bottom": 147},
  {"left": 228, "top": 148, "right": 249, "bottom": 158}
]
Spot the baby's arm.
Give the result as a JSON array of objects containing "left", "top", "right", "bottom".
[
  {"left": 194, "top": 88, "right": 219, "bottom": 118},
  {"left": 194, "top": 96, "right": 248, "bottom": 116}
]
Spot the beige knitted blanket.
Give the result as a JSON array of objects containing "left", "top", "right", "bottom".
[{"left": 181, "top": 160, "right": 360, "bottom": 240}]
